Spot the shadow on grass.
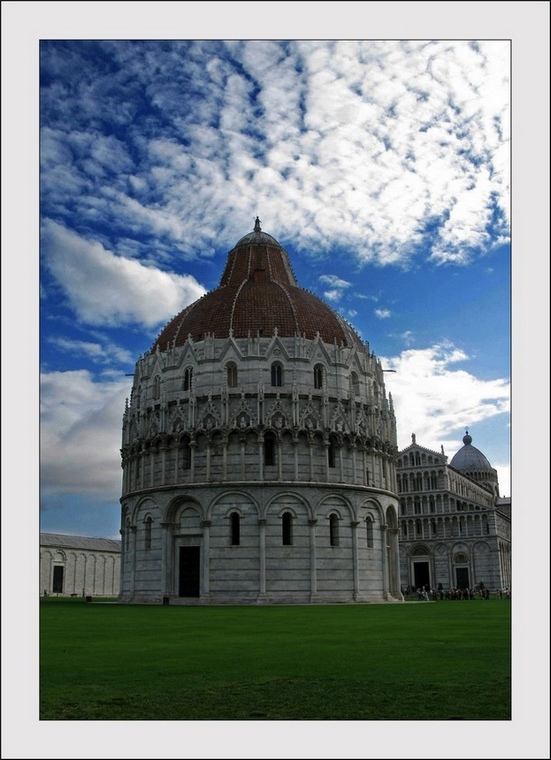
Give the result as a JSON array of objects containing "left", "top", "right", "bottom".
[{"left": 41, "top": 676, "right": 510, "bottom": 721}]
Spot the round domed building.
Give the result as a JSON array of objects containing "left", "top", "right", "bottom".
[
  {"left": 449, "top": 431, "right": 500, "bottom": 498},
  {"left": 119, "top": 219, "right": 402, "bottom": 604}
]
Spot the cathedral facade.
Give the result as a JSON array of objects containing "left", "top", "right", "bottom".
[
  {"left": 396, "top": 432, "right": 511, "bottom": 594},
  {"left": 119, "top": 220, "right": 402, "bottom": 604}
]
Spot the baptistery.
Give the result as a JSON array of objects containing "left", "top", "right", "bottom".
[{"left": 120, "top": 219, "right": 402, "bottom": 604}]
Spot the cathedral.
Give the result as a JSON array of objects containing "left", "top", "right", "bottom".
[
  {"left": 119, "top": 219, "right": 403, "bottom": 604},
  {"left": 396, "top": 432, "right": 511, "bottom": 593}
]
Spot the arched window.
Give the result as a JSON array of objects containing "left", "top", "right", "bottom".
[
  {"left": 144, "top": 516, "right": 152, "bottom": 549},
  {"left": 314, "top": 364, "right": 324, "bottom": 390},
  {"left": 230, "top": 512, "right": 240, "bottom": 546},
  {"left": 226, "top": 362, "right": 238, "bottom": 388},
  {"left": 183, "top": 367, "right": 193, "bottom": 391},
  {"left": 282, "top": 511, "right": 293, "bottom": 546},
  {"left": 402, "top": 523, "right": 408, "bottom": 539},
  {"left": 271, "top": 362, "right": 283, "bottom": 387},
  {"left": 366, "top": 518, "right": 374, "bottom": 547},
  {"left": 329, "top": 514, "right": 340, "bottom": 546},
  {"left": 414, "top": 498, "right": 421, "bottom": 515},
  {"left": 153, "top": 375, "right": 161, "bottom": 399},
  {"left": 350, "top": 371, "right": 360, "bottom": 397}
]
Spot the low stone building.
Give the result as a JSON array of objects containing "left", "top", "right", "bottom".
[
  {"left": 396, "top": 432, "right": 511, "bottom": 594},
  {"left": 40, "top": 533, "right": 121, "bottom": 597},
  {"left": 119, "top": 219, "right": 402, "bottom": 604}
]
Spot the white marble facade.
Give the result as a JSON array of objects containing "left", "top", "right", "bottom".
[
  {"left": 40, "top": 533, "right": 121, "bottom": 597},
  {"left": 119, "top": 223, "right": 402, "bottom": 604},
  {"left": 396, "top": 435, "right": 511, "bottom": 594}
]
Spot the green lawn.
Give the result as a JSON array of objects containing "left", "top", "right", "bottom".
[{"left": 40, "top": 599, "right": 511, "bottom": 721}]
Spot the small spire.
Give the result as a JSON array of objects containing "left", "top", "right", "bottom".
[
  {"left": 411, "top": 433, "right": 416, "bottom": 444},
  {"left": 254, "top": 216, "right": 261, "bottom": 232}
]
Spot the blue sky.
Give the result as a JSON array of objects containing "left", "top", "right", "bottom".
[
  {"left": 37, "top": 37, "right": 512, "bottom": 540},
  {"left": 2, "top": 4, "right": 549, "bottom": 759}
]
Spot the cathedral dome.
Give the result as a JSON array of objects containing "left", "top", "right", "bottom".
[
  {"left": 449, "top": 431, "right": 494, "bottom": 473},
  {"left": 153, "top": 218, "right": 364, "bottom": 352}
]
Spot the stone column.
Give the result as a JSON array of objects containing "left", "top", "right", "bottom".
[
  {"left": 190, "top": 440, "right": 196, "bottom": 483},
  {"left": 292, "top": 437, "right": 299, "bottom": 480},
  {"left": 258, "top": 437, "right": 264, "bottom": 481},
  {"left": 351, "top": 521, "right": 360, "bottom": 600},
  {"left": 258, "top": 519, "right": 267, "bottom": 596},
  {"left": 174, "top": 443, "right": 179, "bottom": 485},
  {"left": 309, "top": 519, "right": 318, "bottom": 600},
  {"left": 160, "top": 444, "right": 167, "bottom": 485},
  {"left": 388, "top": 527, "right": 400, "bottom": 597},
  {"left": 206, "top": 440, "right": 211, "bottom": 481},
  {"left": 240, "top": 436, "right": 246, "bottom": 479},
  {"left": 160, "top": 522, "right": 172, "bottom": 597},
  {"left": 381, "top": 524, "right": 388, "bottom": 599},
  {"left": 222, "top": 439, "right": 228, "bottom": 481},
  {"left": 201, "top": 520, "right": 211, "bottom": 596}
]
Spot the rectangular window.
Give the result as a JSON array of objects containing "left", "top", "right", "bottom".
[
  {"left": 264, "top": 438, "right": 275, "bottom": 466},
  {"left": 52, "top": 565, "right": 64, "bottom": 594}
]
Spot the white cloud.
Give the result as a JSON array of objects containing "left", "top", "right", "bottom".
[
  {"left": 40, "top": 40, "right": 510, "bottom": 269},
  {"left": 49, "top": 336, "right": 134, "bottom": 365},
  {"left": 40, "top": 371, "right": 130, "bottom": 497},
  {"left": 381, "top": 342, "right": 510, "bottom": 452},
  {"left": 375, "top": 308, "right": 392, "bottom": 319},
  {"left": 320, "top": 274, "right": 351, "bottom": 302},
  {"left": 42, "top": 219, "right": 206, "bottom": 328}
]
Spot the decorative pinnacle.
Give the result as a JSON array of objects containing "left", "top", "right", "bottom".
[{"left": 254, "top": 216, "right": 262, "bottom": 232}]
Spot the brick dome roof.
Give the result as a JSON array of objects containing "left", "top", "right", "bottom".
[{"left": 153, "top": 218, "right": 365, "bottom": 351}]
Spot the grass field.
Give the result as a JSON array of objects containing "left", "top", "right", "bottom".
[{"left": 40, "top": 598, "right": 511, "bottom": 721}]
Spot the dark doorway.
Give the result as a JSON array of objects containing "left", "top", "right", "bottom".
[
  {"left": 455, "top": 567, "right": 470, "bottom": 589},
  {"left": 52, "top": 565, "right": 64, "bottom": 593},
  {"left": 413, "top": 561, "right": 430, "bottom": 589},
  {"left": 179, "top": 546, "right": 200, "bottom": 597}
]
